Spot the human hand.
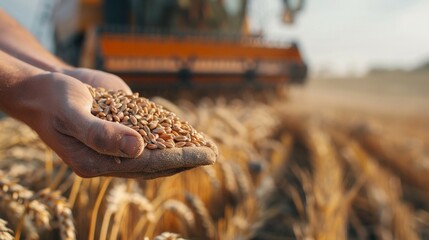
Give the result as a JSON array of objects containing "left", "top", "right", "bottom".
[
  {"left": 7, "top": 72, "right": 217, "bottom": 178},
  {"left": 3, "top": 72, "right": 151, "bottom": 177}
]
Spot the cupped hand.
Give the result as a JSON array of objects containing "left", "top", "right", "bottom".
[
  {"left": 3, "top": 69, "right": 216, "bottom": 178},
  {"left": 8, "top": 72, "right": 148, "bottom": 177}
]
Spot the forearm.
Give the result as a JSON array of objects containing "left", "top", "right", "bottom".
[
  {"left": 0, "top": 50, "right": 45, "bottom": 117},
  {"left": 0, "top": 10, "right": 132, "bottom": 93},
  {"left": 0, "top": 8, "right": 72, "bottom": 72}
]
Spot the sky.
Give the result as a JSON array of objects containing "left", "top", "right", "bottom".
[
  {"left": 2, "top": 0, "right": 429, "bottom": 77},
  {"left": 249, "top": 0, "right": 429, "bottom": 76}
]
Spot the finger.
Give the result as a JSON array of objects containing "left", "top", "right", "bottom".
[
  {"left": 44, "top": 126, "right": 214, "bottom": 178},
  {"left": 81, "top": 114, "right": 144, "bottom": 158},
  {"left": 103, "top": 167, "right": 195, "bottom": 179},
  {"left": 37, "top": 129, "right": 130, "bottom": 178},
  {"left": 53, "top": 109, "right": 144, "bottom": 158},
  {"left": 87, "top": 71, "right": 132, "bottom": 94},
  {"left": 68, "top": 146, "right": 214, "bottom": 178},
  {"left": 95, "top": 146, "right": 217, "bottom": 177},
  {"left": 65, "top": 69, "right": 132, "bottom": 94},
  {"left": 49, "top": 78, "right": 143, "bottom": 158},
  {"left": 46, "top": 132, "right": 191, "bottom": 178},
  {"left": 121, "top": 146, "right": 218, "bottom": 172}
]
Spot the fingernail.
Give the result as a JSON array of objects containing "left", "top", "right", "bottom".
[{"left": 120, "top": 135, "right": 142, "bottom": 157}]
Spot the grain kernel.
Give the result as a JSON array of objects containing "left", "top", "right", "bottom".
[
  {"left": 174, "top": 136, "right": 188, "bottom": 142},
  {"left": 146, "top": 143, "right": 158, "bottom": 150},
  {"left": 156, "top": 142, "right": 166, "bottom": 150},
  {"left": 130, "top": 116, "right": 138, "bottom": 125},
  {"left": 175, "top": 142, "right": 187, "bottom": 148}
]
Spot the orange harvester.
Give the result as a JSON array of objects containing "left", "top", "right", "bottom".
[{"left": 68, "top": 0, "right": 307, "bottom": 90}]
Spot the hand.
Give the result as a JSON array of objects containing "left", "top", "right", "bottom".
[
  {"left": 6, "top": 72, "right": 146, "bottom": 177},
  {"left": 56, "top": 69, "right": 218, "bottom": 178},
  {"left": 62, "top": 68, "right": 132, "bottom": 94}
]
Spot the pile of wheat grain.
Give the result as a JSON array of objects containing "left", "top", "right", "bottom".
[
  {"left": 89, "top": 87, "right": 211, "bottom": 150},
  {"left": 1, "top": 93, "right": 429, "bottom": 239}
]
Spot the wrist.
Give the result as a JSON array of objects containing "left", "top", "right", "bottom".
[
  {"left": 0, "top": 51, "right": 48, "bottom": 118},
  {"left": 0, "top": 71, "right": 48, "bottom": 119}
]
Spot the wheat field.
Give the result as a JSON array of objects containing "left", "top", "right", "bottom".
[{"left": 1, "top": 74, "right": 429, "bottom": 239}]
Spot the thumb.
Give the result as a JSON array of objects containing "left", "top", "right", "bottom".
[
  {"left": 85, "top": 116, "right": 145, "bottom": 158},
  {"left": 55, "top": 110, "right": 144, "bottom": 158}
]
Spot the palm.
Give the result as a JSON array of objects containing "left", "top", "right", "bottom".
[
  {"left": 14, "top": 73, "right": 143, "bottom": 177},
  {"left": 11, "top": 72, "right": 214, "bottom": 179}
]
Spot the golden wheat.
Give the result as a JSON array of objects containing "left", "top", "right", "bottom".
[
  {"left": 0, "top": 89, "right": 428, "bottom": 239},
  {"left": 0, "top": 218, "right": 14, "bottom": 240},
  {"left": 36, "top": 188, "right": 75, "bottom": 240}
]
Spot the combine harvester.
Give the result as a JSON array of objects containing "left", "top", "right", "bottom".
[{"left": 58, "top": 0, "right": 307, "bottom": 92}]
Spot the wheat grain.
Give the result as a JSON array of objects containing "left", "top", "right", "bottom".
[
  {"left": 305, "top": 126, "right": 347, "bottom": 240},
  {"left": 101, "top": 182, "right": 155, "bottom": 240},
  {"left": 37, "top": 189, "right": 75, "bottom": 240},
  {"left": 152, "top": 232, "right": 186, "bottom": 240},
  {"left": 0, "top": 218, "right": 14, "bottom": 240},
  {"left": 0, "top": 174, "right": 51, "bottom": 230},
  {"left": 89, "top": 87, "right": 211, "bottom": 150},
  {"left": 184, "top": 193, "right": 215, "bottom": 239},
  {"left": 128, "top": 192, "right": 155, "bottom": 221},
  {"left": 162, "top": 199, "right": 195, "bottom": 229}
]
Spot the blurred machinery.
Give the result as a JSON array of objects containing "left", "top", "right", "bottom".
[{"left": 56, "top": 0, "right": 307, "bottom": 90}]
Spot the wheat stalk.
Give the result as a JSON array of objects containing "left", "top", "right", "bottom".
[
  {"left": 353, "top": 124, "right": 429, "bottom": 192},
  {"left": 101, "top": 181, "right": 155, "bottom": 240},
  {"left": 340, "top": 137, "right": 419, "bottom": 240},
  {"left": 305, "top": 125, "right": 347, "bottom": 240},
  {"left": 0, "top": 173, "right": 51, "bottom": 240},
  {"left": 184, "top": 193, "right": 215, "bottom": 239},
  {"left": 201, "top": 166, "right": 220, "bottom": 190},
  {"left": 2, "top": 87, "right": 428, "bottom": 239},
  {"left": 230, "top": 163, "right": 251, "bottom": 200},
  {"left": 0, "top": 218, "right": 14, "bottom": 240},
  {"left": 162, "top": 199, "right": 195, "bottom": 234},
  {"left": 218, "top": 160, "right": 239, "bottom": 205},
  {"left": 36, "top": 188, "right": 75, "bottom": 240},
  {"left": 89, "top": 177, "right": 112, "bottom": 240}
]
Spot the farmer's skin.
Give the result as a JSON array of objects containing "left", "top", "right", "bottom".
[{"left": 0, "top": 9, "right": 147, "bottom": 178}]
